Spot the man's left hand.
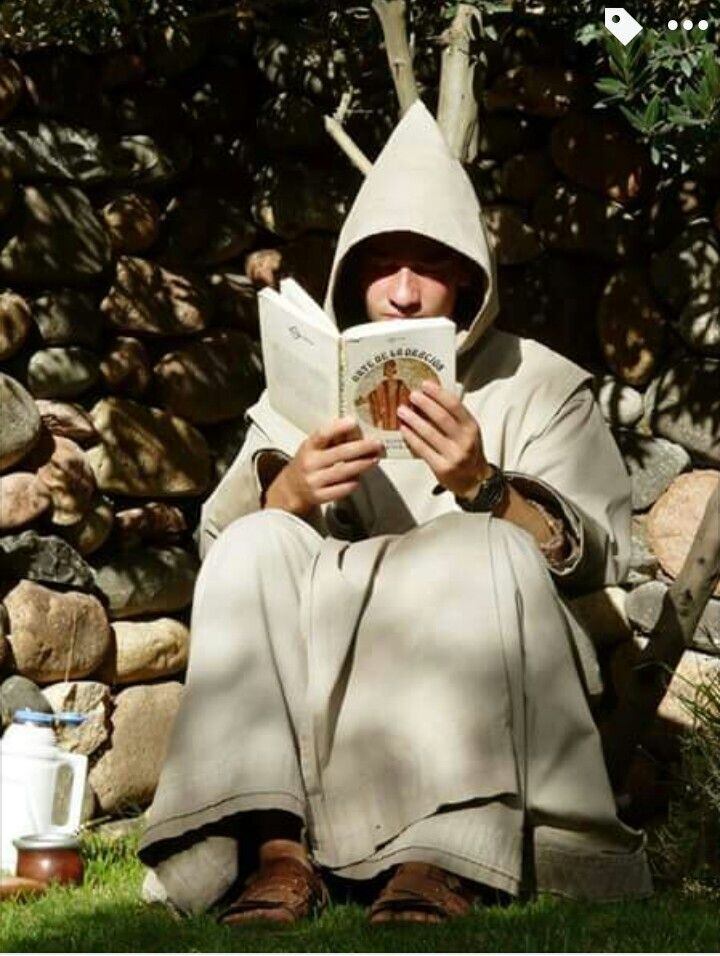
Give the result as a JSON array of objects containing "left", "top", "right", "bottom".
[{"left": 396, "top": 380, "right": 492, "bottom": 498}]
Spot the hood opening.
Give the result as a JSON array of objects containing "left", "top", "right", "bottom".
[{"left": 332, "top": 232, "right": 489, "bottom": 334}]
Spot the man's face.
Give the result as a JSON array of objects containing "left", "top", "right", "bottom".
[{"left": 358, "top": 231, "right": 468, "bottom": 322}]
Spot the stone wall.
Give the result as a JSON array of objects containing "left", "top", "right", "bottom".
[{"left": 0, "top": 16, "right": 718, "bottom": 823}]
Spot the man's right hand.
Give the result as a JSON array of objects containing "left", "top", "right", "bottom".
[{"left": 263, "top": 417, "right": 384, "bottom": 517}]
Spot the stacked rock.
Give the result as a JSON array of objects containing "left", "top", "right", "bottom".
[{"left": 0, "top": 15, "right": 718, "bottom": 825}]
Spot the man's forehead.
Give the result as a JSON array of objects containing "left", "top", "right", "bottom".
[{"left": 361, "top": 231, "right": 456, "bottom": 263}]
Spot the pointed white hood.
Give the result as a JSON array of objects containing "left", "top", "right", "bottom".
[{"left": 323, "top": 100, "right": 499, "bottom": 357}]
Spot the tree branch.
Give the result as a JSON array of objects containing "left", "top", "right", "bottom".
[
  {"left": 602, "top": 482, "right": 720, "bottom": 789},
  {"left": 323, "top": 114, "right": 373, "bottom": 176},
  {"left": 372, "top": 0, "right": 419, "bottom": 116},
  {"left": 437, "top": 4, "right": 483, "bottom": 163}
]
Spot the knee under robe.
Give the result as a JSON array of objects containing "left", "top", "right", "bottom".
[{"left": 138, "top": 508, "right": 651, "bottom": 913}]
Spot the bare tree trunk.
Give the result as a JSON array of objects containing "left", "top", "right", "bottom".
[
  {"left": 372, "top": 0, "right": 419, "bottom": 115},
  {"left": 602, "top": 482, "right": 720, "bottom": 790},
  {"left": 437, "top": 4, "right": 483, "bottom": 163}
]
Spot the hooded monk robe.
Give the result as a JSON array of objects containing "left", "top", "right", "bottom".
[{"left": 138, "top": 102, "right": 651, "bottom": 912}]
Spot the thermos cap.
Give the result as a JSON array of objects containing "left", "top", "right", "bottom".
[{"left": 13, "top": 708, "right": 86, "bottom": 726}]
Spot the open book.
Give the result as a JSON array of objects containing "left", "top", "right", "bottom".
[{"left": 258, "top": 278, "right": 457, "bottom": 458}]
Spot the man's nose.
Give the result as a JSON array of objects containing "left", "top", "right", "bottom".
[{"left": 389, "top": 267, "right": 422, "bottom": 313}]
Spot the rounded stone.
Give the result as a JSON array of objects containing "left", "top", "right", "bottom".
[
  {"left": 0, "top": 164, "right": 14, "bottom": 220},
  {"left": 677, "top": 297, "right": 720, "bottom": 356},
  {"left": 58, "top": 494, "right": 114, "bottom": 556},
  {"left": 626, "top": 581, "right": 719, "bottom": 655},
  {"left": 0, "top": 472, "right": 52, "bottom": 530},
  {"left": 97, "top": 618, "right": 190, "bottom": 685},
  {"left": 114, "top": 502, "right": 186, "bottom": 547},
  {"left": 153, "top": 329, "right": 263, "bottom": 424},
  {"left": 533, "top": 183, "right": 641, "bottom": 262},
  {"left": 5, "top": 580, "right": 112, "bottom": 685},
  {"left": 550, "top": 114, "right": 653, "bottom": 204},
  {"left": 41, "top": 681, "right": 111, "bottom": 756},
  {"left": 0, "top": 531, "right": 94, "bottom": 589},
  {"left": 100, "top": 337, "right": 152, "bottom": 398},
  {"left": 92, "top": 546, "right": 199, "bottom": 619},
  {"left": 245, "top": 249, "right": 281, "bottom": 289},
  {"left": 101, "top": 193, "right": 160, "bottom": 254},
  {"left": 86, "top": 397, "right": 212, "bottom": 498},
  {"left": 1, "top": 675, "right": 53, "bottom": 731},
  {"left": 485, "top": 65, "right": 587, "bottom": 118},
  {"left": 594, "top": 377, "right": 643, "bottom": 428},
  {"left": 500, "top": 149, "right": 555, "bottom": 203},
  {"left": 0, "top": 374, "right": 42, "bottom": 472},
  {"left": 597, "top": 269, "right": 666, "bottom": 386},
  {"left": 207, "top": 270, "right": 258, "bottom": 335},
  {"left": 649, "top": 358, "right": 720, "bottom": 464},
  {"left": 23, "top": 432, "right": 97, "bottom": 527},
  {"left": 648, "top": 471, "right": 720, "bottom": 596},
  {"left": 101, "top": 257, "right": 213, "bottom": 338},
  {"left": 35, "top": 400, "right": 99, "bottom": 447},
  {"left": 0, "top": 292, "right": 31, "bottom": 360},
  {"left": 31, "top": 290, "right": 102, "bottom": 349},
  {"left": 27, "top": 347, "right": 101, "bottom": 400},
  {"left": 88, "top": 682, "right": 183, "bottom": 814},
  {"left": 0, "top": 58, "right": 24, "bottom": 121},
  {"left": 252, "top": 162, "right": 355, "bottom": 240},
  {"left": 484, "top": 205, "right": 543, "bottom": 266},
  {"left": 162, "top": 188, "right": 257, "bottom": 267},
  {"left": 615, "top": 432, "right": 691, "bottom": 512}
]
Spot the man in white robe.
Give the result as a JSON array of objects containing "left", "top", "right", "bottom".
[{"left": 138, "top": 101, "right": 651, "bottom": 923}]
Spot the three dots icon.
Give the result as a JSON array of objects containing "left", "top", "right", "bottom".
[{"left": 668, "top": 18, "right": 710, "bottom": 30}]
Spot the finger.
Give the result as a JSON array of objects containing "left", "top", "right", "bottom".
[
  {"left": 420, "top": 380, "right": 466, "bottom": 422},
  {"left": 399, "top": 423, "right": 447, "bottom": 473},
  {"left": 320, "top": 437, "right": 385, "bottom": 466},
  {"left": 396, "top": 403, "right": 452, "bottom": 456},
  {"left": 310, "top": 417, "right": 361, "bottom": 450},
  {"left": 407, "top": 389, "right": 458, "bottom": 437},
  {"left": 315, "top": 481, "right": 360, "bottom": 503},
  {"left": 313, "top": 456, "right": 379, "bottom": 488}
]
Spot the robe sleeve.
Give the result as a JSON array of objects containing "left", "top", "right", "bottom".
[
  {"left": 508, "top": 384, "right": 631, "bottom": 594},
  {"left": 194, "top": 423, "right": 291, "bottom": 562}
]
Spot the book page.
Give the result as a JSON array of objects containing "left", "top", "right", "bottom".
[
  {"left": 259, "top": 288, "right": 340, "bottom": 435},
  {"left": 279, "top": 277, "right": 335, "bottom": 332},
  {"left": 341, "top": 318, "right": 456, "bottom": 458}
]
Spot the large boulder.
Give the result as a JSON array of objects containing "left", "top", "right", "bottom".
[
  {"left": 98, "top": 618, "right": 190, "bottom": 685},
  {"left": 31, "top": 290, "right": 102, "bottom": 349},
  {"left": 0, "top": 531, "right": 95, "bottom": 589},
  {"left": 93, "top": 546, "right": 199, "bottom": 618},
  {"left": 89, "top": 682, "right": 183, "bottom": 814},
  {"left": 5, "top": 580, "right": 111, "bottom": 684},
  {"left": 22, "top": 433, "right": 97, "bottom": 527},
  {"left": 101, "top": 257, "right": 213, "bottom": 337},
  {"left": 86, "top": 397, "right": 212, "bottom": 498},
  {"left": 101, "top": 193, "right": 160, "bottom": 255},
  {"left": 27, "top": 346, "right": 101, "bottom": 400},
  {"left": 596, "top": 268, "right": 665, "bottom": 387},
  {"left": 153, "top": 329, "right": 263, "bottom": 424},
  {"left": 162, "top": 188, "right": 257, "bottom": 268},
  {"left": 550, "top": 114, "right": 652, "bottom": 204},
  {"left": 0, "top": 472, "right": 52, "bottom": 530},
  {"left": 648, "top": 358, "right": 720, "bottom": 464},
  {"left": 41, "top": 681, "right": 111, "bottom": 756},
  {"left": 485, "top": 65, "right": 587, "bottom": 118},
  {"left": 0, "top": 292, "right": 31, "bottom": 360},
  {"left": 0, "top": 184, "right": 111, "bottom": 284},
  {"left": 648, "top": 471, "right": 720, "bottom": 596},
  {"left": 58, "top": 494, "right": 114, "bottom": 557},
  {"left": 0, "top": 119, "right": 114, "bottom": 184},
  {"left": 0, "top": 374, "right": 42, "bottom": 472},
  {"left": 533, "top": 183, "right": 640, "bottom": 262}
]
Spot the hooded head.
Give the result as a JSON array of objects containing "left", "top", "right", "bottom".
[{"left": 323, "top": 100, "right": 499, "bottom": 358}]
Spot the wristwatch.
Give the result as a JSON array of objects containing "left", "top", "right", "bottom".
[{"left": 456, "top": 464, "right": 508, "bottom": 513}]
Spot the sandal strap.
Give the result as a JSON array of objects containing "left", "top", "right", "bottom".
[
  {"left": 370, "top": 863, "right": 474, "bottom": 922},
  {"left": 221, "top": 856, "right": 327, "bottom": 923}
]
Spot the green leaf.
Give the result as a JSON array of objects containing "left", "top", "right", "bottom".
[{"left": 595, "top": 76, "right": 626, "bottom": 96}]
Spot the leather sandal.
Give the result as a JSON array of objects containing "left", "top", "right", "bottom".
[
  {"left": 369, "top": 862, "right": 476, "bottom": 925},
  {"left": 220, "top": 856, "right": 328, "bottom": 926}
]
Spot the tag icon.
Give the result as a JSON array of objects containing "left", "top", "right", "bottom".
[{"left": 605, "top": 7, "right": 644, "bottom": 45}]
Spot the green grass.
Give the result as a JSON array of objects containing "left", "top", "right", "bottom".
[{"left": 2, "top": 835, "right": 719, "bottom": 953}]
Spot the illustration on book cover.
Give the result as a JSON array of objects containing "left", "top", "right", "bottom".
[{"left": 350, "top": 355, "right": 442, "bottom": 432}]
